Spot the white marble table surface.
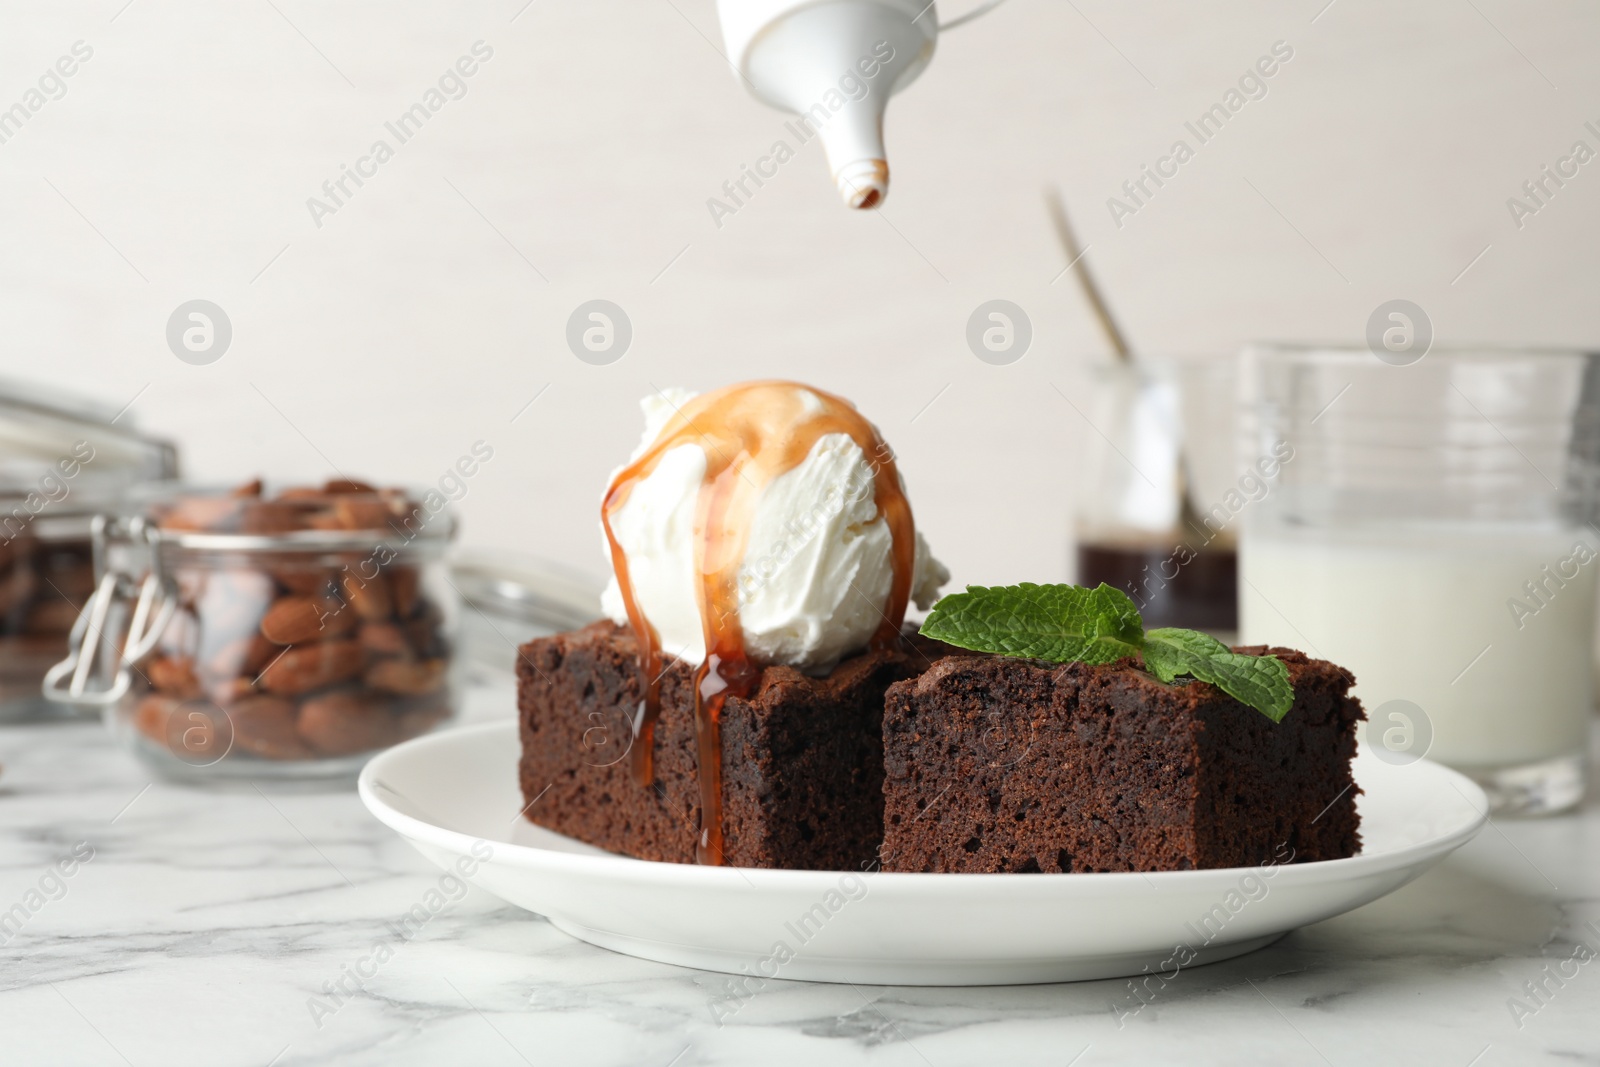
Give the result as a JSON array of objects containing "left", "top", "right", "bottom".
[{"left": 3, "top": 677, "right": 1598, "bottom": 1067}]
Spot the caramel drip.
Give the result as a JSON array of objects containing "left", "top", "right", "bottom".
[{"left": 600, "top": 382, "right": 915, "bottom": 865}]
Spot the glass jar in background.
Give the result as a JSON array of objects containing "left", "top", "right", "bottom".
[
  {"left": 1240, "top": 346, "right": 1600, "bottom": 815},
  {"left": 0, "top": 381, "right": 177, "bottom": 720},
  {"left": 1073, "top": 356, "right": 1242, "bottom": 637},
  {"left": 46, "top": 481, "right": 459, "bottom": 784}
]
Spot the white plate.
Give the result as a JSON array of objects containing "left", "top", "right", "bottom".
[{"left": 359, "top": 721, "right": 1487, "bottom": 986}]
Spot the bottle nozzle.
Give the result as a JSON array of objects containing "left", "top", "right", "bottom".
[
  {"left": 835, "top": 159, "right": 889, "bottom": 209},
  {"left": 721, "top": 0, "right": 936, "bottom": 211}
]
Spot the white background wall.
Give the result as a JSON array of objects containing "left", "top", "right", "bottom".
[{"left": 1, "top": 0, "right": 1596, "bottom": 590}]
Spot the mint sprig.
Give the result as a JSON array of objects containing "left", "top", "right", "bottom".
[{"left": 920, "top": 583, "right": 1293, "bottom": 722}]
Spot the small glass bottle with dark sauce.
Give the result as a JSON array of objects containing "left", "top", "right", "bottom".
[{"left": 1072, "top": 357, "right": 1240, "bottom": 638}]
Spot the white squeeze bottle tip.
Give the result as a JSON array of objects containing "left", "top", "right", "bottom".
[
  {"left": 718, "top": 0, "right": 939, "bottom": 210},
  {"left": 836, "top": 159, "right": 889, "bottom": 209},
  {"left": 822, "top": 112, "right": 891, "bottom": 208}
]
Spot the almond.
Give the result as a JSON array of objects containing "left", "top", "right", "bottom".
[
  {"left": 257, "top": 639, "right": 363, "bottom": 696},
  {"left": 297, "top": 689, "right": 398, "bottom": 755},
  {"left": 133, "top": 693, "right": 179, "bottom": 743},
  {"left": 240, "top": 500, "right": 313, "bottom": 534},
  {"left": 333, "top": 498, "right": 394, "bottom": 530},
  {"left": 243, "top": 633, "right": 278, "bottom": 675},
  {"left": 340, "top": 572, "right": 392, "bottom": 621},
  {"left": 230, "top": 695, "right": 310, "bottom": 760},
  {"left": 365, "top": 657, "right": 446, "bottom": 696},
  {"left": 151, "top": 698, "right": 230, "bottom": 759},
  {"left": 158, "top": 496, "right": 240, "bottom": 532},
  {"left": 324, "top": 478, "right": 377, "bottom": 494},
  {"left": 146, "top": 656, "right": 202, "bottom": 698},
  {"left": 260, "top": 595, "right": 355, "bottom": 645},
  {"left": 358, "top": 621, "right": 409, "bottom": 656}
]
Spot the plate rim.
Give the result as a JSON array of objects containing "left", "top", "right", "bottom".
[{"left": 359, "top": 720, "right": 1489, "bottom": 890}]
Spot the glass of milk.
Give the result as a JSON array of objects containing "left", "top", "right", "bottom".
[{"left": 1239, "top": 346, "right": 1600, "bottom": 815}]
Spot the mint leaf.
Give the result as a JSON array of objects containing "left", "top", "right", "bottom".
[
  {"left": 918, "top": 583, "right": 1294, "bottom": 722},
  {"left": 1084, "top": 583, "right": 1144, "bottom": 652},
  {"left": 920, "top": 582, "right": 1143, "bottom": 664},
  {"left": 1141, "top": 627, "right": 1234, "bottom": 684},
  {"left": 1144, "top": 628, "right": 1294, "bottom": 723}
]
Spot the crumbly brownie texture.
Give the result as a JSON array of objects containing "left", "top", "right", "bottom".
[
  {"left": 880, "top": 648, "right": 1363, "bottom": 873},
  {"left": 516, "top": 621, "right": 944, "bottom": 870}
]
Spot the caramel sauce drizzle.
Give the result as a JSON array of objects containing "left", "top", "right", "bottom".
[{"left": 601, "top": 381, "right": 915, "bottom": 865}]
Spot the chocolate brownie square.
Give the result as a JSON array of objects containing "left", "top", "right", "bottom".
[
  {"left": 516, "top": 621, "right": 938, "bottom": 870},
  {"left": 879, "top": 648, "right": 1363, "bottom": 873}
]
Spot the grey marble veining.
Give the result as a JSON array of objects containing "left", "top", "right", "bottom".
[{"left": 2, "top": 681, "right": 1598, "bottom": 1067}]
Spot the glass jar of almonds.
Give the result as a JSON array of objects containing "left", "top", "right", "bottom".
[{"left": 46, "top": 479, "right": 459, "bottom": 783}]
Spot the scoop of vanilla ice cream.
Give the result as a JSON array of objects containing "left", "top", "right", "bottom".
[{"left": 600, "top": 388, "right": 948, "bottom": 673}]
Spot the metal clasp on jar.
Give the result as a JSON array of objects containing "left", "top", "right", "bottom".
[{"left": 43, "top": 515, "right": 175, "bottom": 706}]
